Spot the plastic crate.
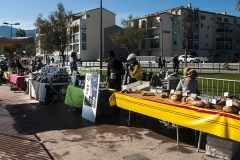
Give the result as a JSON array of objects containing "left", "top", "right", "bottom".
[
  {"left": 160, "top": 79, "right": 179, "bottom": 90},
  {"left": 206, "top": 144, "right": 239, "bottom": 160},
  {"left": 207, "top": 134, "right": 239, "bottom": 150}
]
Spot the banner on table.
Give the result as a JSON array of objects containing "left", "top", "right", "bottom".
[{"left": 82, "top": 73, "right": 100, "bottom": 123}]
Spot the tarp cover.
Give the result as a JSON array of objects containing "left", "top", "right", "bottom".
[{"left": 0, "top": 36, "right": 34, "bottom": 48}]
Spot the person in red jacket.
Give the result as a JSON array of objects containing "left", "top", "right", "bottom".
[{"left": 106, "top": 50, "right": 125, "bottom": 91}]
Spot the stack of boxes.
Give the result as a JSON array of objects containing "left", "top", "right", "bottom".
[{"left": 206, "top": 134, "right": 239, "bottom": 160}]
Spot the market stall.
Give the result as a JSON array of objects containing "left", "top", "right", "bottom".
[
  {"left": 28, "top": 65, "right": 69, "bottom": 104},
  {"left": 64, "top": 85, "right": 84, "bottom": 108},
  {"left": 109, "top": 92, "right": 240, "bottom": 142},
  {"left": 64, "top": 84, "right": 116, "bottom": 109},
  {"left": 9, "top": 74, "right": 28, "bottom": 89},
  {"left": 2, "top": 71, "right": 10, "bottom": 80}
]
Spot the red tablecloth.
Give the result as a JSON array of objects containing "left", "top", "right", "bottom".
[{"left": 9, "top": 74, "right": 28, "bottom": 89}]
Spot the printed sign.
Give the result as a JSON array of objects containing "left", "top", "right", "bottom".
[
  {"left": 226, "top": 99, "right": 232, "bottom": 106},
  {"left": 224, "top": 92, "right": 229, "bottom": 97},
  {"left": 82, "top": 73, "right": 100, "bottom": 123},
  {"left": 170, "top": 89, "right": 175, "bottom": 94}
]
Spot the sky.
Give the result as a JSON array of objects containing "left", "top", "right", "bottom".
[{"left": 0, "top": 0, "right": 239, "bottom": 30}]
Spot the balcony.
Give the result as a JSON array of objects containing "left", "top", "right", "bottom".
[
  {"left": 147, "top": 23, "right": 160, "bottom": 28},
  {"left": 216, "top": 38, "right": 224, "bottom": 41},
  {"left": 147, "top": 33, "right": 160, "bottom": 38},
  {"left": 216, "top": 29, "right": 224, "bottom": 32}
]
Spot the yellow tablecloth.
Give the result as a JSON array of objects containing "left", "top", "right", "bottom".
[
  {"left": 109, "top": 92, "right": 240, "bottom": 142},
  {"left": 2, "top": 71, "right": 10, "bottom": 80}
]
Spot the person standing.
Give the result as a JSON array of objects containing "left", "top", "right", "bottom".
[
  {"left": 173, "top": 54, "right": 179, "bottom": 72},
  {"left": 126, "top": 53, "right": 142, "bottom": 84},
  {"left": 156, "top": 56, "right": 162, "bottom": 71},
  {"left": 106, "top": 50, "right": 125, "bottom": 91},
  {"left": 51, "top": 57, "right": 54, "bottom": 63},
  {"left": 162, "top": 57, "right": 166, "bottom": 68},
  {"left": 35, "top": 59, "right": 44, "bottom": 71},
  {"left": 70, "top": 52, "right": 80, "bottom": 75}
]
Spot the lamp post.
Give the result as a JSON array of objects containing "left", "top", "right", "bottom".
[
  {"left": 3, "top": 22, "right": 20, "bottom": 37},
  {"left": 3, "top": 22, "right": 20, "bottom": 62},
  {"left": 159, "top": 18, "right": 163, "bottom": 58}
]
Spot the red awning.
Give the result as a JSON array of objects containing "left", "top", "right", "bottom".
[{"left": 0, "top": 36, "right": 34, "bottom": 48}]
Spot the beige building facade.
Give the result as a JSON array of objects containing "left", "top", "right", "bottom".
[
  {"left": 36, "top": 8, "right": 116, "bottom": 61},
  {"left": 137, "top": 4, "right": 240, "bottom": 62}
]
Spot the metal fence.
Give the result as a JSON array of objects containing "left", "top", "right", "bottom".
[{"left": 197, "top": 77, "right": 240, "bottom": 97}]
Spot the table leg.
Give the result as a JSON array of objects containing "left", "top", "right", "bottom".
[
  {"left": 128, "top": 110, "right": 131, "bottom": 126},
  {"left": 176, "top": 125, "right": 179, "bottom": 146},
  {"left": 197, "top": 131, "right": 202, "bottom": 152}
]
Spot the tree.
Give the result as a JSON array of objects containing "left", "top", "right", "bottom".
[
  {"left": 110, "top": 14, "right": 147, "bottom": 54},
  {"left": 34, "top": 3, "right": 72, "bottom": 65},
  {"left": 236, "top": 0, "right": 240, "bottom": 11},
  {"left": 15, "top": 28, "right": 26, "bottom": 37},
  {"left": 175, "top": 7, "right": 200, "bottom": 67}
]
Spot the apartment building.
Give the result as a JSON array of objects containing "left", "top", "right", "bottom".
[
  {"left": 137, "top": 3, "right": 240, "bottom": 62},
  {"left": 36, "top": 8, "right": 127, "bottom": 61}
]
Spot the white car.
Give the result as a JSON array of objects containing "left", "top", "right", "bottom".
[{"left": 178, "top": 55, "right": 200, "bottom": 63}]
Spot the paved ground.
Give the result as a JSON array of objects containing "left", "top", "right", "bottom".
[{"left": 0, "top": 82, "right": 240, "bottom": 160}]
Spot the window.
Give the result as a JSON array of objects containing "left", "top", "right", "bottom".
[
  {"left": 73, "top": 34, "right": 79, "bottom": 43},
  {"left": 188, "top": 40, "right": 193, "bottom": 49},
  {"left": 207, "top": 25, "right": 209, "bottom": 29},
  {"left": 174, "top": 41, "right": 177, "bottom": 45},
  {"left": 82, "top": 33, "right": 86, "bottom": 42},
  {"left": 201, "top": 23, "right": 204, "bottom": 28},
  {"left": 73, "top": 25, "right": 79, "bottom": 33},
  {"left": 206, "top": 34, "right": 208, "bottom": 38},
  {"left": 194, "top": 40, "right": 199, "bottom": 49},
  {"left": 73, "top": 44, "right": 79, "bottom": 52},
  {"left": 81, "top": 24, "right": 86, "bottom": 32},
  {"left": 82, "top": 43, "right": 86, "bottom": 50},
  {"left": 206, "top": 43, "right": 208, "bottom": 47}
]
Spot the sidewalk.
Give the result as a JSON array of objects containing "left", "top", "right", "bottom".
[{"left": 0, "top": 83, "right": 239, "bottom": 160}]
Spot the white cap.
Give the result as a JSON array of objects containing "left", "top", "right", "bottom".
[{"left": 127, "top": 53, "right": 136, "bottom": 61}]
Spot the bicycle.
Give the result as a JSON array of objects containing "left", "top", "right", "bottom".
[{"left": 222, "top": 62, "right": 232, "bottom": 71}]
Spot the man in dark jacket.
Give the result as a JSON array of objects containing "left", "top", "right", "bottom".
[
  {"left": 106, "top": 50, "right": 125, "bottom": 91},
  {"left": 173, "top": 54, "right": 179, "bottom": 72}
]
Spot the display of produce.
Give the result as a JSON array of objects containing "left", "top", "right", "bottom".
[{"left": 120, "top": 84, "right": 240, "bottom": 115}]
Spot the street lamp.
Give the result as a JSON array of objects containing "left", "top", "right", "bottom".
[
  {"left": 159, "top": 18, "right": 163, "bottom": 57},
  {"left": 3, "top": 22, "right": 20, "bottom": 62},
  {"left": 3, "top": 22, "right": 20, "bottom": 37}
]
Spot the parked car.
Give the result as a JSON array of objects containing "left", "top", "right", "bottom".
[
  {"left": 116, "top": 57, "right": 127, "bottom": 62},
  {"left": 97, "top": 56, "right": 109, "bottom": 62},
  {"left": 178, "top": 55, "right": 200, "bottom": 63}
]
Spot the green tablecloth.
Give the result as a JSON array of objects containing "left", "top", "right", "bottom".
[
  {"left": 64, "top": 85, "right": 84, "bottom": 108},
  {"left": 64, "top": 85, "right": 116, "bottom": 108}
]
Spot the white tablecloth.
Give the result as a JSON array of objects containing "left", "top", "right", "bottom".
[{"left": 28, "top": 80, "right": 68, "bottom": 103}]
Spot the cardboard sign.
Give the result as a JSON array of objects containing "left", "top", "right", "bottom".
[
  {"left": 191, "top": 93, "right": 197, "bottom": 98},
  {"left": 224, "top": 92, "right": 229, "bottom": 97},
  {"left": 211, "top": 99, "right": 217, "bottom": 104},
  {"left": 226, "top": 99, "right": 232, "bottom": 106},
  {"left": 182, "top": 92, "right": 188, "bottom": 97},
  {"left": 170, "top": 89, "right": 175, "bottom": 94}
]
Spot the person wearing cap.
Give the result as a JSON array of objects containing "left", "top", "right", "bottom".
[
  {"left": 175, "top": 67, "right": 200, "bottom": 94},
  {"left": 126, "top": 53, "right": 142, "bottom": 84},
  {"left": 106, "top": 50, "right": 125, "bottom": 91},
  {"left": 35, "top": 59, "right": 44, "bottom": 71}
]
